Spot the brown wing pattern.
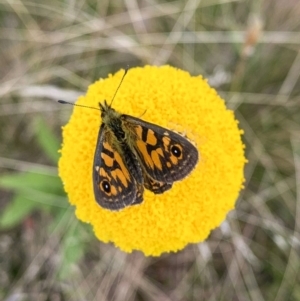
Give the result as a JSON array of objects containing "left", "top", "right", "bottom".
[
  {"left": 123, "top": 115, "right": 199, "bottom": 183},
  {"left": 93, "top": 124, "right": 143, "bottom": 210}
]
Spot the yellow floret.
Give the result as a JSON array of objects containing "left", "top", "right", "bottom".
[{"left": 59, "top": 65, "right": 246, "bottom": 256}]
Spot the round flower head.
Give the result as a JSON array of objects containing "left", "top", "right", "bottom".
[{"left": 59, "top": 65, "right": 246, "bottom": 256}]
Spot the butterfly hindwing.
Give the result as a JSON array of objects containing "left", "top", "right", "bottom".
[
  {"left": 93, "top": 124, "right": 143, "bottom": 210},
  {"left": 143, "top": 172, "right": 173, "bottom": 194},
  {"left": 123, "top": 115, "right": 199, "bottom": 184}
]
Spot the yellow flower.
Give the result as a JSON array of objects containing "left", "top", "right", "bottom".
[{"left": 59, "top": 65, "right": 246, "bottom": 256}]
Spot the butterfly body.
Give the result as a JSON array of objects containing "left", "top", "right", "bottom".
[{"left": 93, "top": 101, "right": 199, "bottom": 211}]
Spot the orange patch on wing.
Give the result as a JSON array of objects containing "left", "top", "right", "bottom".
[
  {"left": 156, "top": 148, "right": 163, "bottom": 156},
  {"left": 114, "top": 152, "right": 130, "bottom": 181},
  {"left": 162, "top": 136, "right": 171, "bottom": 151},
  {"left": 135, "top": 125, "right": 143, "bottom": 140},
  {"left": 151, "top": 150, "right": 162, "bottom": 170},
  {"left": 136, "top": 140, "right": 154, "bottom": 169},
  {"left": 110, "top": 185, "right": 118, "bottom": 196},
  {"left": 169, "top": 155, "right": 178, "bottom": 165},
  {"left": 103, "top": 141, "right": 114, "bottom": 152},
  {"left": 146, "top": 129, "right": 157, "bottom": 146},
  {"left": 111, "top": 169, "right": 129, "bottom": 187},
  {"left": 99, "top": 167, "right": 112, "bottom": 181},
  {"left": 101, "top": 153, "right": 114, "bottom": 167}
]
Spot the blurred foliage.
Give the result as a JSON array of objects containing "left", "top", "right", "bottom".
[
  {"left": 0, "top": 118, "right": 64, "bottom": 228},
  {"left": 0, "top": 118, "right": 88, "bottom": 282}
]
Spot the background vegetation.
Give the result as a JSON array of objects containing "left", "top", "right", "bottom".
[{"left": 1, "top": 0, "right": 300, "bottom": 300}]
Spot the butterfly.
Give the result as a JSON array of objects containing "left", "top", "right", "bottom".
[{"left": 59, "top": 70, "right": 199, "bottom": 211}]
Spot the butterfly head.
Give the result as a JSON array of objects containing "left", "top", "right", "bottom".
[
  {"left": 99, "top": 100, "right": 121, "bottom": 125},
  {"left": 99, "top": 100, "right": 110, "bottom": 115}
]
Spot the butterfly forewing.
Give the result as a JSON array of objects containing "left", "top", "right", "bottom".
[
  {"left": 93, "top": 125, "right": 143, "bottom": 210},
  {"left": 123, "top": 115, "right": 199, "bottom": 183}
]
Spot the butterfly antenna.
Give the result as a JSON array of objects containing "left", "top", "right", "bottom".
[
  {"left": 137, "top": 109, "right": 147, "bottom": 118},
  {"left": 109, "top": 68, "right": 128, "bottom": 107},
  {"left": 57, "top": 100, "right": 100, "bottom": 111}
]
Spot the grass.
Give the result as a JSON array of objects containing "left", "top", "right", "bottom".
[{"left": 1, "top": 0, "right": 300, "bottom": 300}]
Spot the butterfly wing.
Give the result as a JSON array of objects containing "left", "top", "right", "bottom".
[
  {"left": 93, "top": 124, "right": 144, "bottom": 210},
  {"left": 143, "top": 172, "right": 173, "bottom": 194},
  {"left": 123, "top": 115, "right": 199, "bottom": 184}
]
